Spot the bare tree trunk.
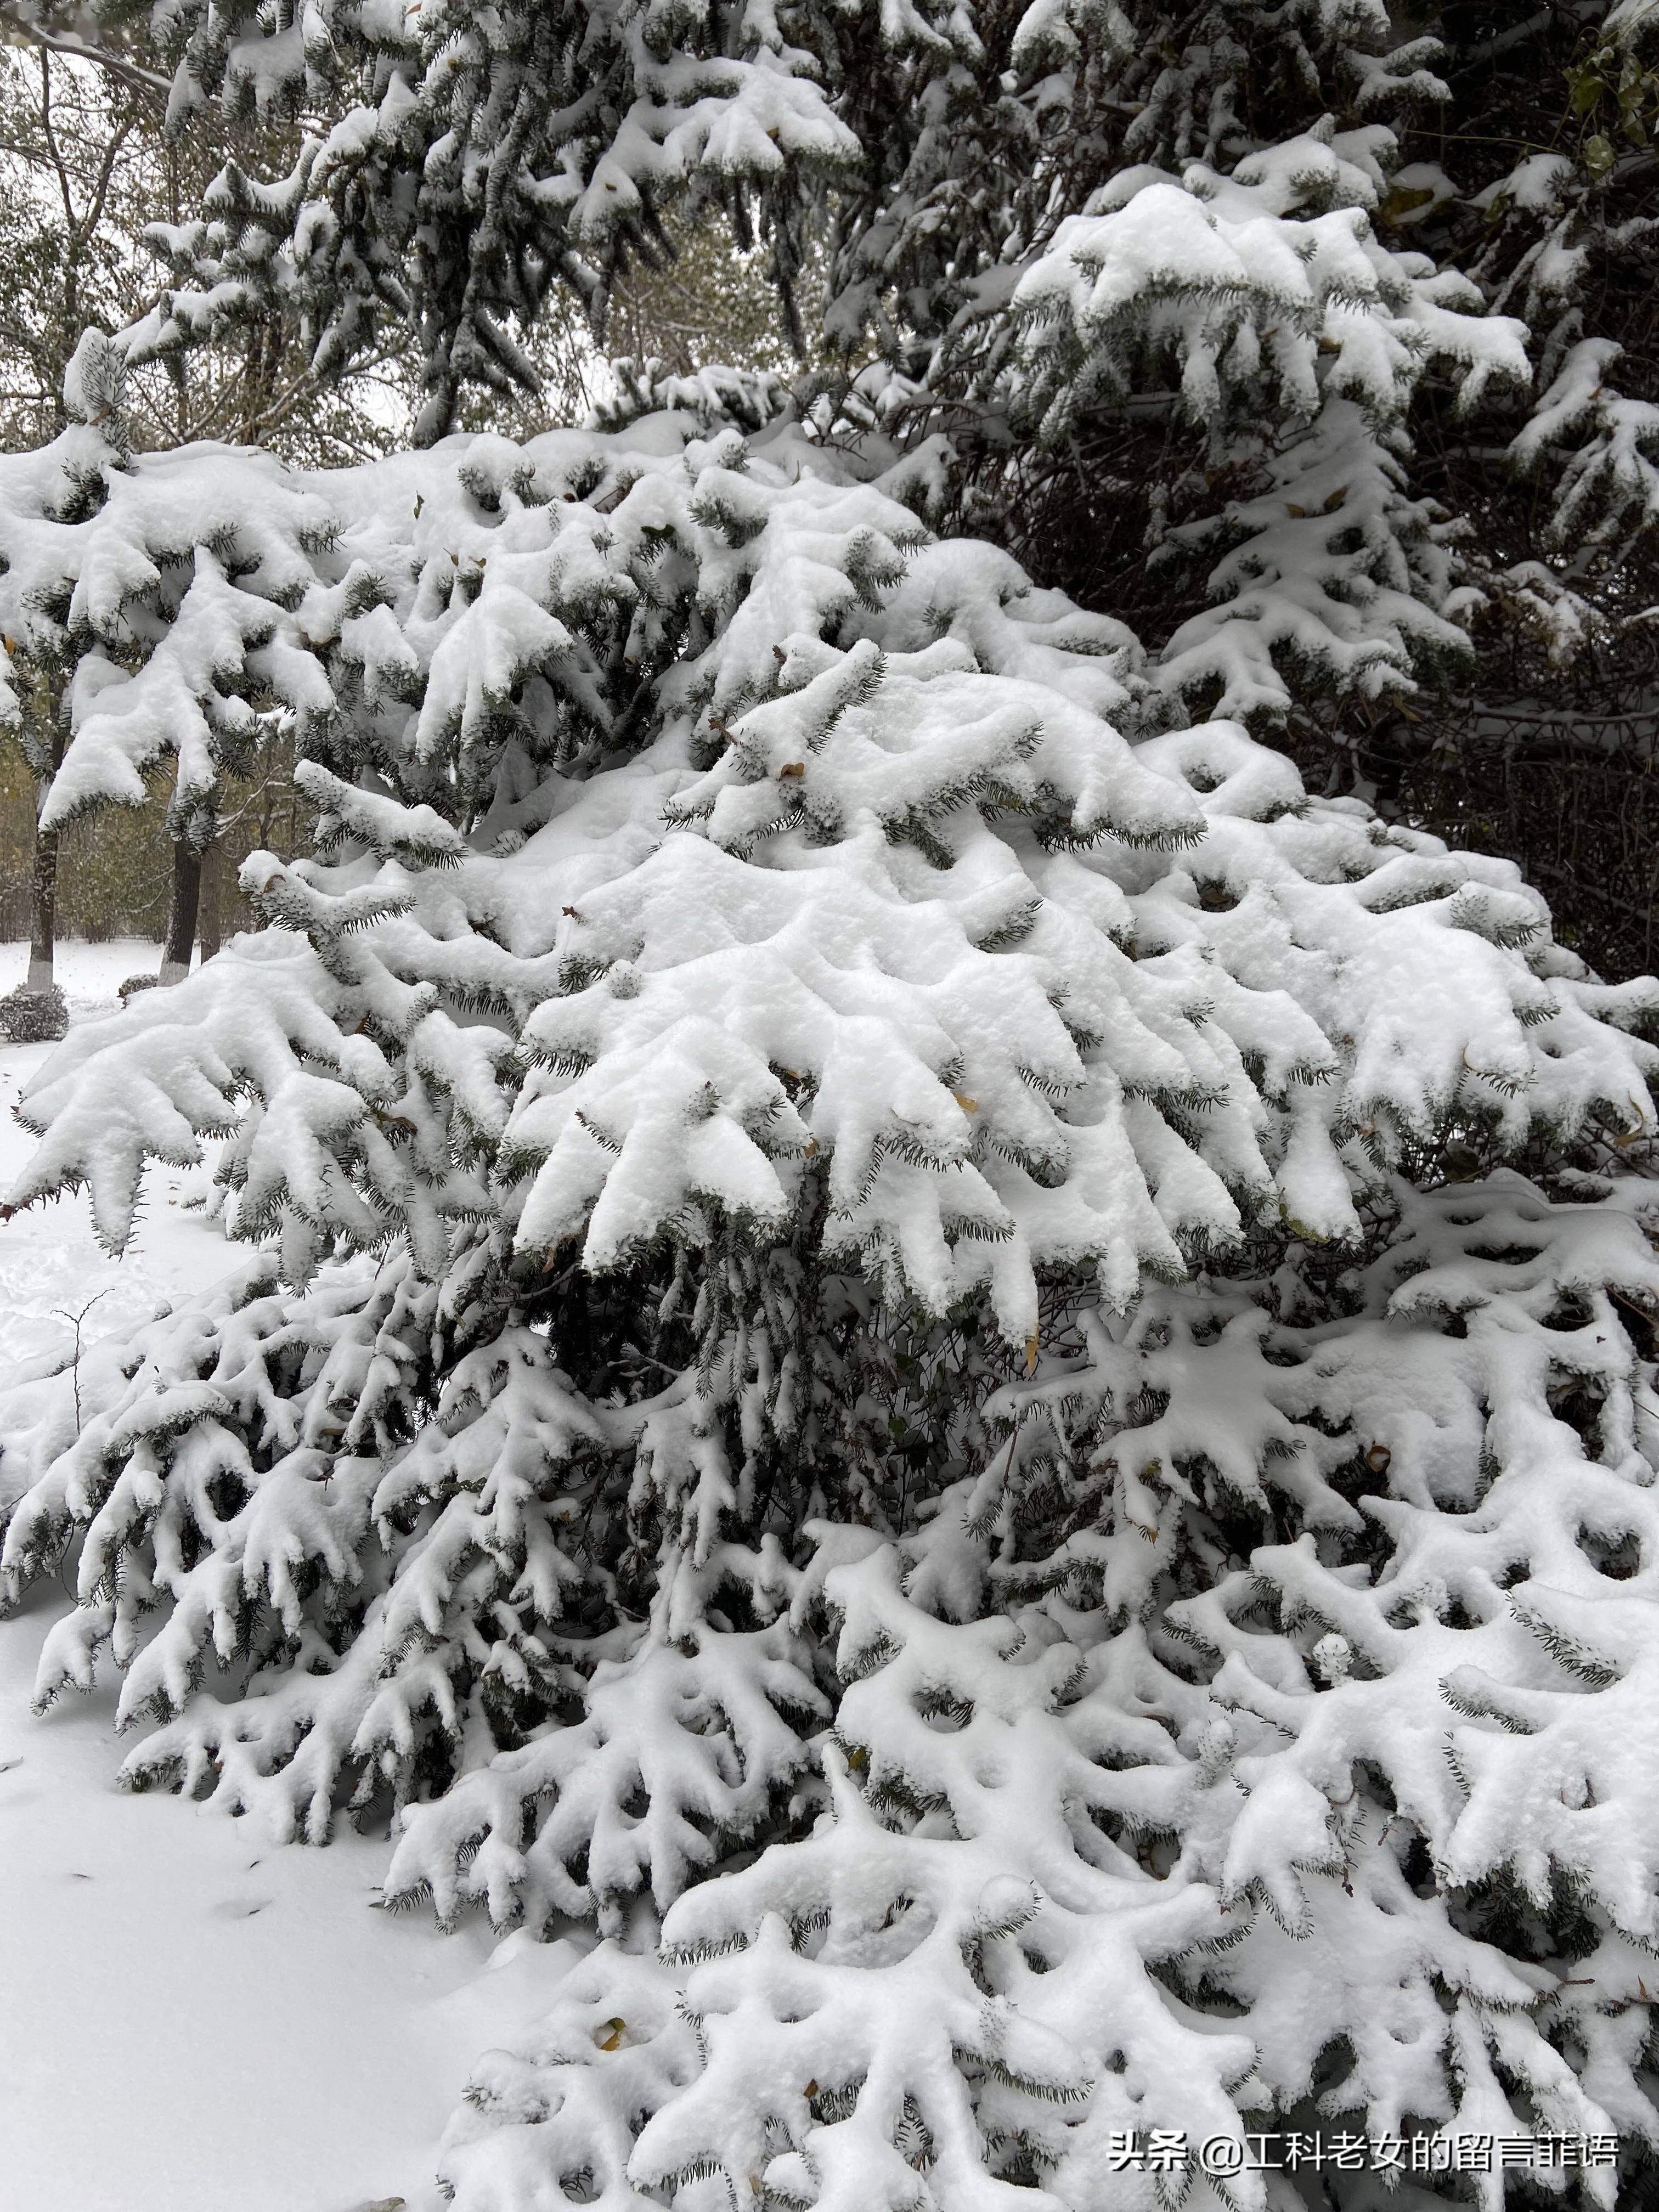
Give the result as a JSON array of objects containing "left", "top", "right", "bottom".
[{"left": 159, "top": 836, "right": 202, "bottom": 986}]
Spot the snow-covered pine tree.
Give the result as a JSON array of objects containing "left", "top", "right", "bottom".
[
  {"left": 1282, "top": 2, "right": 1659, "bottom": 962},
  {"left": 49, "top": 0, "right": 1656, "bottom": 755},
  {"left": 820, "top": 0, "right": 1659, "bottom": 761},
  {"left": 37, "top": 0, "right": 1542, "bottom": 743},
  {"left": 4, "top": 4, "right": 1659, "bottom": 2206},
  {"left": 1003, "top": 122, "right": 1529, "bottom": 729},
  {"left": 778, "top": 0, "right": 1463, "bottom": 739},
  {"left": 4, "top": 377, "right": 1659, "bottom": 2204},
  {"left": 0, "top": 329, "right": 343, "bottom": 981},
  {"left": 106, "top": 0, "right": 862, "bottom": 442},
  {"left": 1425, "top": 0, "right": 1659, "bottom": 588},
  {"left": 2, "top": 325, "right": 138, "bottom": 992}
]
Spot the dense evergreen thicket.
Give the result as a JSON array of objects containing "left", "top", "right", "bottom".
[{"left": 4, "top": 5, "right": 1659, "bottom": 2205}]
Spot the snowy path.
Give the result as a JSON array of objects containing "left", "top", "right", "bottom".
[{"left": 0, "top": 944, "right": 578, "bottom": 2212}]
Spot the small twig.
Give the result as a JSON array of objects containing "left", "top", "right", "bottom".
[{"left": 52, "top": 1287, "right": 111, "bottom": 1434}]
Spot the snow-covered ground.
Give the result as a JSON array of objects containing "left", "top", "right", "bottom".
[{"left": 0, "top": 942, "right": 580, "bottom": 2212}]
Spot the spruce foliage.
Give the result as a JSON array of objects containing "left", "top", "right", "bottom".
[{"left": 4, "top": 4, "right": 1659, "bottom": 2207}]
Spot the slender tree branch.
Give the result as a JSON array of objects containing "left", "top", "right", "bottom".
[{"left": 0, "top": 13, "right": 171, "bottom": 100}]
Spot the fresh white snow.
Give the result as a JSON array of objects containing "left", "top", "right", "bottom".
[{"left": 0, "top": 941, "right": 583, "bottom": 2212}]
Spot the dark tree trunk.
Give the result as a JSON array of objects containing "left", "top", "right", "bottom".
[
  {"left": 236, "top": 317, "right": 284, "bottom": 445},
  {"left": 27, "top": 716, "right": 65, "bottom": 991},
  {"left": 27, "top": 808, "right": 59, "bottom": 991},
  {"left": 160, "top": 837, "right": 203, "bottom": 985},
  {"left": 198, "top": 836, "right": 224, "bottom": 963}
]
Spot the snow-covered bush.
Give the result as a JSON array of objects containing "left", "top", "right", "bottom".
[
  {"left": 0, "top": 981, "right": 68, "bottom": 1042},
  {"left": 3, "top": 391, "right": 1659, "bottom": 2205}
]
